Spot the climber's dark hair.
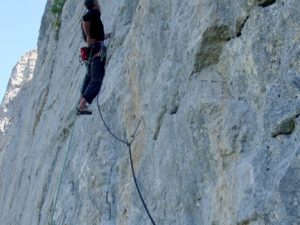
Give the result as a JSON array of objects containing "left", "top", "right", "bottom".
[{"left": 84, "top": 0, "right": 95, "bottom": 9}]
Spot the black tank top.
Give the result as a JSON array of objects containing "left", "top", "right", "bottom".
[{"left": 81, "top": 9, "right": 105, "bottom": 42}]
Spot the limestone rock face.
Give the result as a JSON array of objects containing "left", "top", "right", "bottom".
[
  {"left": 1, "top": 0, "right": 300, "bottom": 225},
  {"left": 0, "top": 49, "right": 37, "bottom": 156}
]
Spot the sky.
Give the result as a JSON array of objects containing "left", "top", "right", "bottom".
[{"left": 0, "top": 0, "right": 47, "bottom": 102}]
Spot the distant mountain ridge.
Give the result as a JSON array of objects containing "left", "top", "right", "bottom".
[{"left": 0, "top": 50, "right": 37, "bottom": 151}]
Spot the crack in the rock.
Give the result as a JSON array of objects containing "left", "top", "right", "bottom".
[
  {"left": 237, "top": 213, "right": 260, "bottom": 225},
  {"left": 271, "top": 113, "right": 300, "bottom": 137},
  {"left": 236, "top": 16, "right": 250, "bottom": 38},
  {"left": 193, "top": 0, "right": 280, "bottom": 73},
  {"left": 153, "top": 106, "right": 167, "bottom": 140},
  {"left": 258, "top": 0, "right": 276, "bottom": 8},
  {"left": 106, "top": 190, "right": 112, "bottom": 220}
]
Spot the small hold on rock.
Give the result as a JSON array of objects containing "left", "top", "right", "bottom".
[{"left": 271, "top": 117, "right": 296, "bottom": 137}]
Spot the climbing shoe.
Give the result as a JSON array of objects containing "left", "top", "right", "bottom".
[{"left": 77, "top": 108, "right": 92, "bottom": 115}]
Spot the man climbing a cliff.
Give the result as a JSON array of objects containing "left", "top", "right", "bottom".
[{"left": 77, "top": 0, "right": 111, "bottom": 115}]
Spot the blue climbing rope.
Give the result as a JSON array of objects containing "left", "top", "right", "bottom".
[{"left": 50, "top": 120, "right": 76, "bottom": 225}]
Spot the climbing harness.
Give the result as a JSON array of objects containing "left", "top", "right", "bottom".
[
  {"left": 79, "top": 44, "right": 94, "bottom": 65},
  {"left": 96, "top": 95, "right": 157, "bottom": 225},
  {"left": 79, "top": 47, "right": 91, "bottom": 64},
  {"left": 79, "top": 42, "right": 106, "bottom": 65}
]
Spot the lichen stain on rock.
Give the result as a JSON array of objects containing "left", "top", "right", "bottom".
[
  {"left": 194, "top": 25, "right": 233, "bottom": 73},
  {"left": 271, "top": 116, "right": 296, "bottom": 137}
]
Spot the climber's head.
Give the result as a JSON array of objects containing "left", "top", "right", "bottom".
[{"left": 84, "top": 0, "right": 100, "bottom": 10}]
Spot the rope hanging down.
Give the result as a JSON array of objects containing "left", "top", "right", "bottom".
[
  {"left": 50, "top": 120, "right": 76, "bottom": 225},
  {"left": 50, "top": 43, "right": 156, "bottom": 224},
  {"left": 96, "top": 94, "right": 157, "bottom": 225},
  {"left": 49, "top": 101, "right": 156, "bottom": 225}
]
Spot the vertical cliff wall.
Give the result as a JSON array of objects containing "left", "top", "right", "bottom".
[
  {"left": 0, "top": 0, "right": 300, "bottom": 224},
  {"left": 0, "top": 50, "right": 37, "bottom": 162}
]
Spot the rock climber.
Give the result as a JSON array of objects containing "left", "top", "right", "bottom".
[{"left": 77, "top": 0, "right": 111, "bottom": 115}]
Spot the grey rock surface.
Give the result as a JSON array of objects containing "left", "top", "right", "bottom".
[
  {"left": 0, "top": 0, "right": 300, "bottom": 224},
  {"left": 0, "top": 49, "right": 37, "bottom": 161}
]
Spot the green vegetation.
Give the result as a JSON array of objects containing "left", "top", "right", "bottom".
[{"left": 51, "top": 0, "right": 67, "bottom": 37}]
